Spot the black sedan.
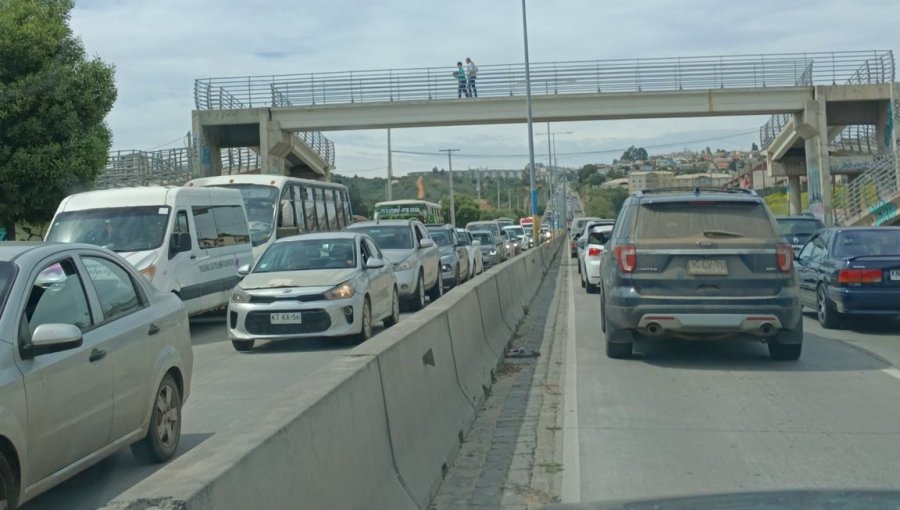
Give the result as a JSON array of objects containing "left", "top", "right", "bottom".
[{"left": 795, "top": 227, "right": 900, "bottom": 328}]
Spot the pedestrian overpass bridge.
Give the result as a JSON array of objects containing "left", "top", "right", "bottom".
[{"left": 191, "top": 50, "right": 898, "bottom": 226}]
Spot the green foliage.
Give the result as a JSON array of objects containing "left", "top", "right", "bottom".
[
  {"left": 0, "top": 0, "right": 116, "bottom": 235},
  {"left": 440, "top": 194, "right": 481, "bottom": 226},
  {"left": 620, "top": 146, "right": 648, "bottom": 162},
  {"left": 582, "top": 187, "right": 629, "bottom": 218},
  {"left": 763, "top": 191, "right": 809, "bottom": 216}
]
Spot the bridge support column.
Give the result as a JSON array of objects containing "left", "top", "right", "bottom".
[
  {"left": 802, "top": 95, "right": 833, "bottom": 226},
  {"left": 788, "top": 175, "right": 802, "bottom": 215},
  {"left": 260, "top": 112, "right": 291, "bottom": 175},
  {"left": 192, "top": 111, "right": 222, "bottom": 177}
]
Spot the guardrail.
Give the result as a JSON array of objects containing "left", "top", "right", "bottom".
[
  {"left": 195, "top": 51, "right": 893, "bottom": 110},
  {"left": 833, "top": 153, "right": 899, "bottom": 225},
  {"left": 95, "top": 147, "right": 263, "bottom": 189}
]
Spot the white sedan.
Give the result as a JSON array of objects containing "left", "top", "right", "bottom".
[
  {"left": 0, "top": 242, "right": 193, "bottom": 509},
  {"left": 579, "top": 225, "right": 613, "bottom": 293},
  {"left": 228, "top": 232, "right": 399, "bottom": 351},
  {"left": 456, "top": 229, "right": 483, "bottom": 279}
]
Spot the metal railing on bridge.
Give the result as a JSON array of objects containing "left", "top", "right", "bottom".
[
  {"left": 195, "top": 51, "right": 893, "bottom": 110},
  {"left": 94, "top": 147, "right": 262, "bottom": 189},
  {"left": 833, "top": 153, "right": 899, "bottom": 226}
]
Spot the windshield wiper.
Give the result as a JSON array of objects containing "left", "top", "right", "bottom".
[{"left": 702, "top": 230, "right": 744, "bottom": 238}]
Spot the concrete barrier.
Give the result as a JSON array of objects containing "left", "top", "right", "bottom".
[
  {"left": 104, "top": 236, "right": 565, "bottom": 510},
  {"left": 104, "top": 356, "right": 414, "bottom": 510}
]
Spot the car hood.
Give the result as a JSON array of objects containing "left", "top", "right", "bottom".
[
  {"left": 380, "top": 248, "right": 416, "bottom": 264},
  {"left": 116, "top": 250, "right": 158, "bottom": 270},
  {"left": 240, "top": 269, "right": 357, "bottom": 290},
  {"left": 439, "top": 246, "right": 455, "bottom": 258}
]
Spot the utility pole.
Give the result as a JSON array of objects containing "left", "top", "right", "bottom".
[
  {"left": 497, "top": 180, "right": 501, "bottom": 210},
  {"left": 440, "top": 149, "right": 460, "bottom": 226},
  {"left": 508, "top": 189, "right": 512, "bottom": 211},
  {"left": 386, "top": 128, "right": 393, "bottom": 200},
  {"left": 521, "top": 0, "right": 539, "bottom": 241}
]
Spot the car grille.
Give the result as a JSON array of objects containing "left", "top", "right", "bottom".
[
  {"left": 245, "top": 310, "right": 332, "bottom": 335},
  {"left": 248, "top": 293, "right": 326, "bottom": 304}
]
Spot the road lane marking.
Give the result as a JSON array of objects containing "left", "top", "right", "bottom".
[{"left": 561, "top": 262, "right": 582, "bottom": 502}]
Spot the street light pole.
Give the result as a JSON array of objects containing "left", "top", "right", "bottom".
[
  {"left": 521, "top": 0, "right": 539, "bottom": 241},
  {"left": 440, "top": 148, "right": 460, "bottom": 226}
]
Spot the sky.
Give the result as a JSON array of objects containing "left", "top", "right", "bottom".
[{"left": 71, "top": 0, "right": 899, "bottom": 177}]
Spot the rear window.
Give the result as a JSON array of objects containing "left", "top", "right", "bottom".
[
  {"left": 776, "top": 218, "right": 824, "bottom": 237},
  {"left": 833, "top": 230, "right": 900, "bottom": 258},
  {"left": 634, "top": 201, "right": 775, "bottom": 239}
]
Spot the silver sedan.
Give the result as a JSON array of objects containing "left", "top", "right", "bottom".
[
  {"left": 227, "top": 232, "right": 399, "bottom": 351},
  {"left": 0, "top": 242, "right": 193, "bottom": 509}
]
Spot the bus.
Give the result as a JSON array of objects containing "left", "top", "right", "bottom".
[
  {"left": 373, "top": 200, "right": 444, "bottom": 224},
  {"left": 187, "top": 174, "right": 352, "bottom": 258}
]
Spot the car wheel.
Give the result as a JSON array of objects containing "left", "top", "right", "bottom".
[
  {"left": 131, "top": 374, "right": 182, "bottom": 463},
  {"left": 409, "top": 273, "right": 426, "bottom": 311},
  {"left": 817, "top": 285, "right": 841, "bottom": 329},
  {"left": 600, "top": 291, "right": 607, "bottom": 333},
  {"left": 454, "top": 265, "right": 460, "bottom": 288},
  {"left": 384, "top": 287, "right": 400, "bottom": 328},
  {"left": 604, "top": 301, "right": 632, "bottom": 359},
  {"left": 586, "top": 281, "right": 597, "bottom": 294},
  {"left": 427, "top": 271, "right": 443, "bottom": 302},
  {"left": 0, "top": 451, "right": 19, "bottom": 510},
  {"left": 232, "top": 339, "right": 254, "bottom": 352},
  {"left": 577, "top": 260, "right": 582, "bottom": 274},
  {"left": 580, "top": 272, "right": 586, "bottom": 288},
  {"left": 354, "top": 298, "right": 373, "bottom": 343}
]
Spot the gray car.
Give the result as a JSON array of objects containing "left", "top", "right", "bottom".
[
  {"left": 0, "top": 242, "right": 193, "bottom": 508},
  {"left": 426, "top": 224, "right": 469, "bottom": 289},
  {"left": 228, "top": 232, "right": 399, "bottom": 350},
  {"left": 599, "top": 188, "right": 802, "bottom": 360},
  {"left": 465, "top": 221, "right": 508, "bottom": 261},
  {"left": 456, "top": 229, "right": 484, "bottom": 279},
  {"left": 470, "top": 230, "right": 502, "bottom": 268},
  {"left": 345, "top": 220, "right": 442, "bottom": 311}
]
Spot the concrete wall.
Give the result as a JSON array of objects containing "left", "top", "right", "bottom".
[{"left": 103, "top": 237, "right": 563, "bottom": 510}]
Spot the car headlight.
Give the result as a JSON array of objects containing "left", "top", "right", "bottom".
[
  {"left": 441, "top": 263, "right": 452, "bottom": 272},
  {"left": 139, "top": 264, "right": 156, "bottom": 281},
  {"left": 325, "top": 281, "right": 355, "bottom": 300},
  {"left": 231, "top": 287, "right": 251, "bottom": 303},
  {"left": 395, "top": 256, "right": 416, "bottom": 271},
  {"left": 489, "top": 250, "right": 497, "bottom": 256}
]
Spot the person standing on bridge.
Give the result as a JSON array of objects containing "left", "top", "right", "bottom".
[
  {"left": 465, "top": 57, "right": 478, "bottom": 98},
  {"left": 455, "top": 62, "right": 470, "bottom": 98}
]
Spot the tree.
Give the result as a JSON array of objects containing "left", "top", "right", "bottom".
[
  {"left": 440, "top": 194, "right": 481, "bottom": 226},
  {"left": 620, "top": 146, "right": 648, "bottom": 162},
  {"left": 577, "top": 164, "right": 597, "bottom": 185},
  {"left": 751, "top": 142, "right": 760, "bottom": 152},
  {"left": 0, "top": 0, "right": 116, "bottom": 237}
]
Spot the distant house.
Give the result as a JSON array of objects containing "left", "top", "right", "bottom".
[
  {"left": 601, "top": 177, "right": 630, "bottom": 190},
  {"left": 628, "top": 171, "right": 675, "bottom": 193},
  {"left": 673, "top": 172, "right": 733, "bottom": 188}
]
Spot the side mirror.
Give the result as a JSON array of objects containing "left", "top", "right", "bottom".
[
  {"left": 365, "top": 257, "right": 385, "bottom": 269},
  {"left": 170, "top": 232, "right": 192, "bottom": 257},
  {"left": 419, "top": 239, "right": 435, "bottom": 249},
  {"left": 237, "top": 264, "right": 251, "bottom": 277},
  {"left": 26, "top": 324, "right": 83, "bottom": 358}
]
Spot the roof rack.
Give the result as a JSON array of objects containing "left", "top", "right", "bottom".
[{"left": 634, "top": 186, "right": 758, "bottom": 197}]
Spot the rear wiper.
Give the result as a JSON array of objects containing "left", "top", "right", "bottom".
[{"left": 702, "top": 230, "right": 743, "bottom": 238}]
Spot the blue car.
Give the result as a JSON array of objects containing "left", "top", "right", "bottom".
[{"left": 795, "top": 227, "right": 900, "bottom": 328}]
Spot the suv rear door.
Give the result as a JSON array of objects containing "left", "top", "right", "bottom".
[{"left": 625, "top": 199, "right": 791, "bottom": 298}]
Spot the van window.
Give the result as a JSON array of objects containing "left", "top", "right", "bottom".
[
  {"left": 278, "top": 187, "right": 297, "bottom": 229},
  {"left": 175, "top": 211, "right": 190, "bottom": 235},
  {"left": 192, "top": 206, "right": 218, "bottom": 249},
  {"left": 212, "top": 206, "right": 251, "bottom": 246}
]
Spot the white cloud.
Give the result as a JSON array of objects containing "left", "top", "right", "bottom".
[{"left": 70, "top": 0, "right": 899, "bottom": 173}]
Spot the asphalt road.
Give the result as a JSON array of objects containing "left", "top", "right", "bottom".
[
  {"left": 22, "top": 304, "right": 417, "bottom": 510},
  {"left": 560, "top": 260, "right": 900, "bottom": 506}
]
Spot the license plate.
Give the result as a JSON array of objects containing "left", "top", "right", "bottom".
[
  {"left": 688, "top": 259, "right": 728, "bottom": 276},
  {"left": 891, "top": 270, "right": 900, "bottom": 281},
  {"left": 270, "top": 312, "right": 302, "bottom": 324}
]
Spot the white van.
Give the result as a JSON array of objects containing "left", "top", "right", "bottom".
[{"left": 45, "top": 186, "right": 253, "bottom": 316}]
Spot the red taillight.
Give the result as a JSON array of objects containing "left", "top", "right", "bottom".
[
  {"left": 588, "top": 246, "right": 602, "bottom": 257},
  {"left": 614, "top": 245, "right": 636, "bottom": 273},
  {"left": 838, "top": 268, "right": 882, "bottom": 285},
  {"left": 776, "top": 243, "right": 792, "bottom": 272},
  {"left": 570, "top": 241, "right": 576, "bottom": 249}
]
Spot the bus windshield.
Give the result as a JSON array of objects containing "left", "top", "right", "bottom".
[
  {"left": 46, "top": 206, "right": 170, "bottom": 252},
  {"left": 217, "top": 184, "right": 277, "bottom": 246}
]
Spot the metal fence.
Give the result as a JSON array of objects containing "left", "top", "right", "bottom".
[
  {"left": 833, "top": 153, "right": 899, "bottom": 225},
  {"left": 94, "top": 147, "right": 263, "bottom": 189},
  {"left": 195, "top": 51, "right": 894, "bottom": 110}
]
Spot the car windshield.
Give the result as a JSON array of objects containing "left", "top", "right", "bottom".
[
  {"left": 0, "top": 262, "right": 16, "bottom": 321},
  {"left": 347, "top": 225, "right": 413, "bottom": 250},
  {"left": 505, "top": 227, "right": 525, "bottom": 236},
  {"left": 254, "top": 239, "right": 357, "bottom": 272},
  {"left": 471, "top": 232, "right": 493, "bottom": 245},
  {"left": 635, "top": 202, "right": 775, "bottom": 239},
  {"left": 429, "top": 230, "right": 452, "bottom": 247},
  {"left": 588, "top": 229, "right": 610, "bottom": 244},
  {"left": 833, "top": 230, "right": 900, "bottom": 258},
  {"left": 469, "top": 223, "right": 500, "bottom": 236},
  {"left": 46, "top": 206, "right": 170, "bottom": 252},
  {"left": 218, "top": 184, "right": 278, "bottom": 246}
]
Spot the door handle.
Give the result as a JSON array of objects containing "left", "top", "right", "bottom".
[
  {"left": 148, "top": 323, "right": 160, "bottom": 335},
  {"left": 89, "top": 348, "right": 107, "bottom": 363},
  {"left": 189, "top": 255, "right": 197, "bottom": 259}
]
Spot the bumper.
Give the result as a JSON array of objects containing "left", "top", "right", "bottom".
[
  {"left": 228, "top": 294, "right": 364, "bottom": 340},
  {"left": 482, "top": 253, "right": 499, "bottom": 267},
  {"left": 828, "top": 286, "right": 900, "bottom": 315},
  {"left": 606, "top": 287, "right": 801, "bottom": 338},
  {"left": 392, "top": 267, "right": 419, "bottom": 298},
  {"left": 585, "top": 259, "right": 602, "bottom": 285}
]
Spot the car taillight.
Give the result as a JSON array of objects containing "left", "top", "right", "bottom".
[
  {"left": 776, "top": 243, "right": 792, "bottom": 272},
  {"left": 570, "top": 240, "right": 576, "bottom": 249},
  {"left": 587, "top": 246, "right": 602, "bottom": 257},
  {"left": 838, "top": 268, "right": 882, "bottom": 285},
  {"left": 614, "top": 245, "right": 636, "bottom": 273}
]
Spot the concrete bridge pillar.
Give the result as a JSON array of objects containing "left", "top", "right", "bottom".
[
  {"left": 260, "top": 111, "right": 291, "bottom": 175},
  {"left": 192, "top": 111, "right": 222, "bottom": 177},
  {"left": 802, "top": 94, "right": 833, "bottom": 226},
  {"left": 788, "top": 175, "right": 802, "bottom": 215}
]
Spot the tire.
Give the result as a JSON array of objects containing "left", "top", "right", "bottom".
[
  {"left": 769, "top": 340, "right": 802, "bottom": 360},
  {"left": 408, "top": 273, "right": 426, "bottom": 311},
  {"left": 0, "top": 451, "right": 19, "bottom": 510},
  {"left": 353, "top": 298, "right": 373, "bottom": 343},
  {"left": 817, "top": 285, "right": 841, "bottom": 329},
  {"left": 427, "top": 271, "right": 443, "bottom": 302},
  {"left": 604, "top": 300, "right": 632, "bottom": 359},
  {"left": 580, "top": 275, "right": 586, "bottom": 288},
  {"left": 600, "top": 291, "right": 607, "bottom": 333},
  {"left": 383, "top": 287, "right": 400, "bottom": 328},
  {"left": 453, "top": 265, "right": 460, "bottom": 288},
  {"left": 232, "top": 339, "right": 254, "bottom": 352},
  {"left": 131, "top": 374, "right": 182, "bottom": 463},
  {"left": 586, "top": 281, "right": 597, "bottom": 294}
]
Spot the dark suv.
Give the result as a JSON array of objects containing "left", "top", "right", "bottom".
[{"left": 599, "top": 188, "right": 803, "bottom": 360}]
